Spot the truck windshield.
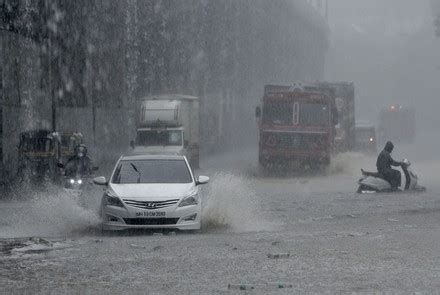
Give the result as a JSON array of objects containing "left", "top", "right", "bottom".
[
  {"left": 300, "top": 103, "right": 329, "bottom": 126},
  {"left": 137, "top": 130, "right": 183, "bottom": 146},
  {"left": 263, "top": 102, "right": 292, "bottom": 125},
  {"left": 112, "top": 159, "right": 192, "bottom": 184},
  {"left": 263, "top": 101, "right": 330, "bottom": 126}
]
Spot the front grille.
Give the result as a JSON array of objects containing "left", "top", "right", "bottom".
[
  {"left": 263, "top": 132, "right": 327, "bottom": 149},
  {"left": 123, "top": 199, "right": 179, "bottom": 210},
  {"left": 123, "top": 218, "right": 179, "bottom": 225}
]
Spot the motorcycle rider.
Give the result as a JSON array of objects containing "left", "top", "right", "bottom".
[
  {"left": 64, "top": 144, "right": 94, "bottom": 177},
  {"left": 376, "top": 141, "right": 402, "bottom": 190}
]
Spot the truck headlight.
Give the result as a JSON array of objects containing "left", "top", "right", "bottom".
[
  {"left": 178, "top": 194, "right": 199, "bottom": 207},
  {"left": 105, "top": 193, "right": 124, "bottom": 208}
]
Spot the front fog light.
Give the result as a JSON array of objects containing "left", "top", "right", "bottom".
[
  {"left": 182, "top": 214, "right": 197, "bottom": 221},
  {"left": 178, "top": 195, "right": 198, "bottom": 207},
  {"left": 106, "top": 214, "right": 120, "bottom": 222}
]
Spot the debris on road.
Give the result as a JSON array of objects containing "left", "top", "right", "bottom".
[
  {"left": 29, "top": 237, "right": 52, "bottom": 247},
  {"left": 228, "top": 284, "right": 255, "bottom": 290},
  {"left": 267, "top": 253, "right": 290, "bottom": 259},
  {"left": 130, "top": 244, "right": 146, "bottom": 249},
  {"left": 228, "top": 282, "right": 293, "bottom": 290}
]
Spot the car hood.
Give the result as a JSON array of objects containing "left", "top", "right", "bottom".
[
  {"left": 108, "top": 182, "right": 196, "bottom": 201},
  {"left": 131, "top": 146, "right": 185, "bottom": 155}
]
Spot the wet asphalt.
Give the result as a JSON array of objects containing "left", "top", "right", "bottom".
[{"left": 1, "top": 147, "right": 440, "bottom": 293}]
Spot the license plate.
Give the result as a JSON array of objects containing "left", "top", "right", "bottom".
[{"left": 136, "top": 211, "right": 166, "bottom": 217}]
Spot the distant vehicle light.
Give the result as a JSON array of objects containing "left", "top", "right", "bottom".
[
  {"left": 70, "top": 179, "right": 75, "bottom": 184},
  {"left": 369, "top": 137, "right": 374, "bottom": 142},
  {"left": 77, "top": 179, "right": 83, "bottom": 185},
  {"left": 390, "top": 105, "right": 396, "bottom": 111}
]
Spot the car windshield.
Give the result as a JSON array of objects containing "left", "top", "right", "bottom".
[
  {"left": 111, "top": 159, "right": 192, "bottom": 184},
  {"left": 136, "top": 130, "right": 183, "bottom": 146}
]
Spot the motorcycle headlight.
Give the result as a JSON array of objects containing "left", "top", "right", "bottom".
[
  {"left": 178, "top": 194, "right": 199, "bottom": 207},
  {"left": 105, "top": 193, "right": 124, "bottom": 208}
]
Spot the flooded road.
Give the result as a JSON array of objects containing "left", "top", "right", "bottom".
[{"left": 1, "top": 147, "right": 440, "bottom": 293}]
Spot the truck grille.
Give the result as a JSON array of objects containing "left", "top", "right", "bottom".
[
  {"left": 123, "top": 199, "right": 179, "bottom": 210},
  {"left": 263, "top": 132, "right": 327, "bottom": 149},
  {"left": 123, "top": 218, "right": 179, "bottom": 225}
]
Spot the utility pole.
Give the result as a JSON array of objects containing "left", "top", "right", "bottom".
[
  {"left": 435, "top": 14, "right": 440, "bottom": 37},
  {"left": 44, "top": 0, "right": 56, "bottom": 132},
  {"left": 325, "top": 0, "right": 329, "bottom": 22}
]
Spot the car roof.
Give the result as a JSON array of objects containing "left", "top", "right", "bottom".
[{"left": 120, "top": 154, "right": 186, "bottom": 161}]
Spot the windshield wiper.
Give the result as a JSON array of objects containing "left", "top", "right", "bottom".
[{"left": 130, "top": 163, "right": 141, "bottom": 183}]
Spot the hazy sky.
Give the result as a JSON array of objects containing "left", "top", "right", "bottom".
[
  {"left": 325, "top": 0, "right": 440, "bottom": 132},
  {"left": 329, "top": 0, "right": 432, "bottom": 31}
]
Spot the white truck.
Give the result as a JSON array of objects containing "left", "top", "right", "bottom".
[{"left": 132, "top": 95, "right": 200, "bottom": 168}]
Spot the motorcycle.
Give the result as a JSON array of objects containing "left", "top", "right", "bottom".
[
  {"left": 58, "top": 162, "right": 99, "bottom": 207},
  {"left": 63, "top": 174, "right": 93, "bottom": 207},
  {"left": 357, "top": 159, "right": 426, "bottom": 193}
]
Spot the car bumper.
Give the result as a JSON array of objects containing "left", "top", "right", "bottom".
[{"left": 101, "top": 202, "right": 201, "bottom": 231}]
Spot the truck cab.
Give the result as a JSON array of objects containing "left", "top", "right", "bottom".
[
  {"left": 378, "top": 105, "right": 415, "bottom": 144},
  {"left": 132, "top": 95, "right": 200, "bottom": 168},
  {"left": 256, "top": 84, "right": 337, "bottom": 171}
]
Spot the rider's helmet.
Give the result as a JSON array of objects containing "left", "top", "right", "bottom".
[
  {"left": 384, "top": 141, "right": 394, "bottom": 153},
  {"left": 75, "top": 144, "right": 88, "bottom": 158}
]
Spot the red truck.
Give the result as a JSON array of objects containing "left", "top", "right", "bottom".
[
  {"left": 256, "top": 84, "right": 338, "bottom": 171},
  {"left": 313, "top": 82, "right": 355, "bottom": 152},
  {"left": 378, "top": 105, "right": 415, "bottom": 144}
]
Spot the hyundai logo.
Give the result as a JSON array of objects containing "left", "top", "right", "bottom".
[{"left": 145, "top": 202, "right": 157, "bottom": 209}]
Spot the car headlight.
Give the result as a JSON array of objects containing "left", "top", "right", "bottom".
[
  {"left": 105, "top": 193, "right": 124, "bottom": 208},
  {"left": 178, "top": 194, "right": 199, "bottom": 207},
  {"left": 70, "top": 179, "right": 75, "bottom": 184}
]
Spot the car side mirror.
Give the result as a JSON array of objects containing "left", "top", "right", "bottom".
[
  {"left": 196, "top": 175, "right": 210, "bottom": 185},
  {"left": 93, "top": 176, "right": 107, "bottom": 186},
  {"left": 256, "top": 106, "right": 261, "bottom": 118}
]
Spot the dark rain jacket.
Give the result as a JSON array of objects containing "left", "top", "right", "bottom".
[
  {"left": 65, "top": 156, "right": 93, "bottom": 177},
  {"left": 376, "top": 142, "right": 400, "bottom": 174}
]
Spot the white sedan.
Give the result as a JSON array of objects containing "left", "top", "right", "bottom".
[{"left": 93, "top": 155, "right": 209, "bottom": 231}]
